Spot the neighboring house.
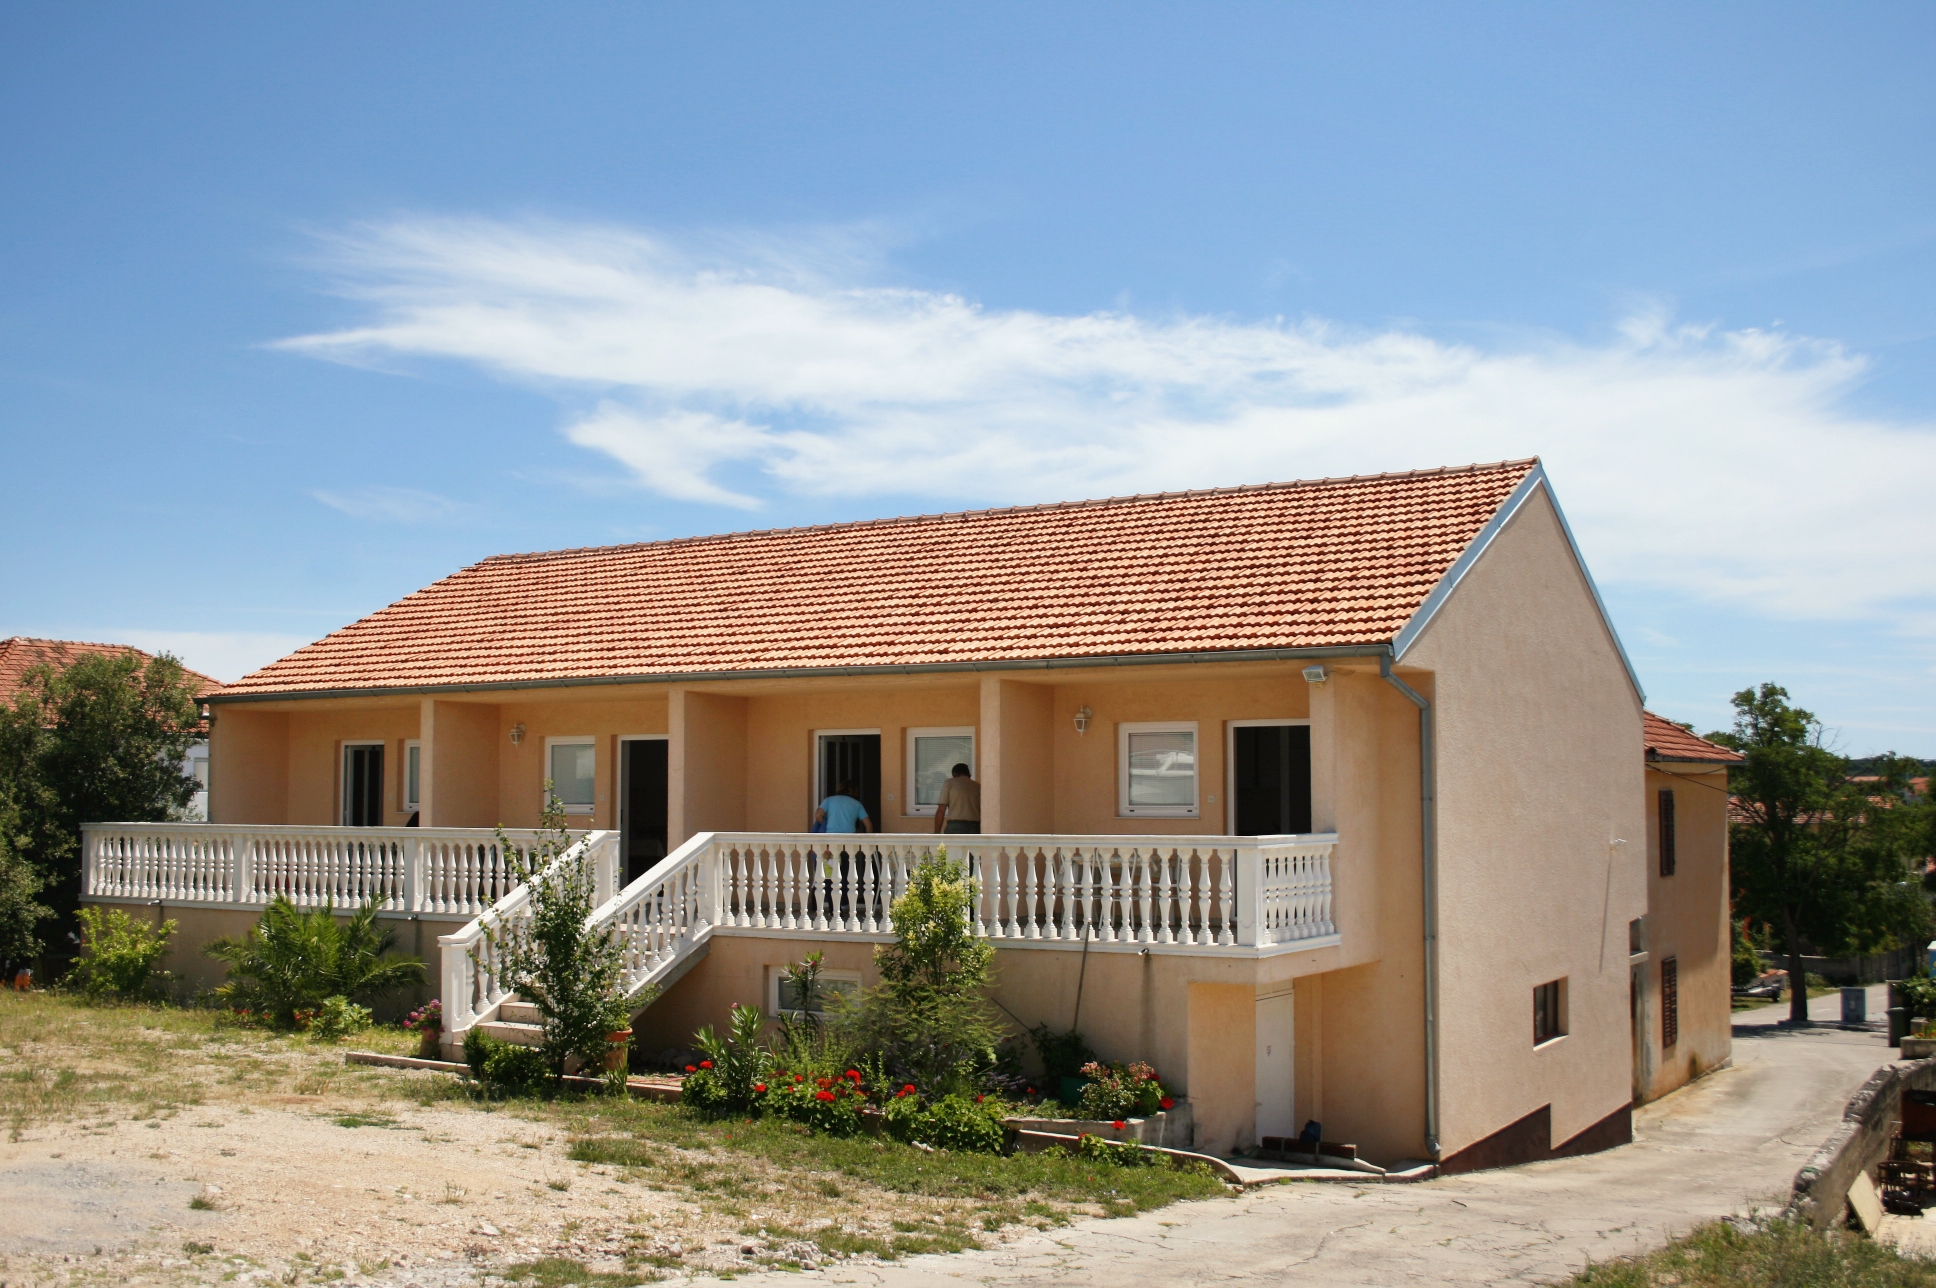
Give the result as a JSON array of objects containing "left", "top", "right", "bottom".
[
  {"left": 1635, "top": 712, "right": 1740, "bottom": 1105},
  {"left": 82, "top": 458, "right": 1720, "bottom": 1173},
  {"left": 0, "top": 636, "right": 219, "bottom": 818}
]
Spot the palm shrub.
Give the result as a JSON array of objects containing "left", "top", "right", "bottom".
[
  {"left": 840, "top": 847, "right": 1003, "bottom": 1095},
  {"left": 480, "top": 794, "right": 632, "bottom": 1077},
  {"left": 683, "top": 1002, "right": 771, "bottom": 1114},
  {"left": 67, "top": 905, "right": 175, "bottom": 999},
  {"left": 205, "top": 896, "right": 423, "bottom": 1026}
]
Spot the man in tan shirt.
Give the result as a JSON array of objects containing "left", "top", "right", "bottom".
[{"left": 932, "top": 762, "right": 981, "bottom": 834}]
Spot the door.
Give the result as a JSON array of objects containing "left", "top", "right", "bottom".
[
  {"left": 1232, "top": 723, "right": 1313, "bottom": 834},
  {"left": 621, "top": 738, "right": 669, "bottom": 886},
  {"left": 342, "top": 743, "right": 384, "bottom": 826},
  {"left": 1256, "top": 991, "right": 1296, "bottom": 1140},
  {"left": 816, "top": 732, "right": 882, "bottom": 830},
  {"left": 1631, "top": 961, "right": 1650, "bottom": 1101}
]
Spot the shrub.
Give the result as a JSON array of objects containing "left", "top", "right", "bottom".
[
  {"left": 306, "top": 995, "right": 373, "bottom": 1041},
  {"left": 1731, "top": 918, "right": 1766, "bottom": 989},
  {"left": 404, "top": 998, "right": 443, "bottom": 1034},
  {"left": 0, "top": 798, "right": 50, "bottom": 970},
  {"left": 1902, "top": 974, "right": 1936, "bottom": 1020},
  {"left": 67, "top": 905, "right": 175, "bottom": 998},
  {"left": 1075, "top": 1061, "right": 1169, "bottom": 1121},
  {"left": 1028, "top": 1024, "right": 1094, "bottom": 1082},
  {"left": 683, "top": 1003, "right": 770, "bottom": 1115},
  {"left": 883, "top": 1090, "right": 1007, "bottom": 1153},
  {"left": 842, "top": 849, "right": 1002, "bottom": 1095},
  {"left": 763, "top": 1070, "right": 867, "bottom": 1136},
  {"left": 481, "top": 797, "right": 633, "bottom": 1075},
  {"left": 462, "top": 1029, "right": 553, "bottom": 1097},
  {"left": 1075, "top": 1133, "right": 1162, "bottom": 1168},
  {"left": 205, "top": 896, "right": 423, "bottom": 1027}
]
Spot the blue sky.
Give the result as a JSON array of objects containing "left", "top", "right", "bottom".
[{"left": 2, "top": 4, "right": 1932, "bottom": 752}]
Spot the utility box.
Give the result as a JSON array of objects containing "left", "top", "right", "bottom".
[{"left": 1842, "top": 986, "right": 1868, "bottom": 1026}]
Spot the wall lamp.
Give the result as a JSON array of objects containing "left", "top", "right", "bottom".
[
  {"left": 1302, "top": 664, "right": 1329, "bottom": 685},
  {"left": 1073, "top": 705, "right": 1093, "bottom": 734},
  {"left": 509, "top": 723, "right": 526, "bottom": 745}
]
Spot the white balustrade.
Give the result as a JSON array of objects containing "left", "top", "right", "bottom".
[
  {"left": 432, "top": 829, "right": 1335, "bottom": 1039},
  {"left": 82, "top": 823, "right": 581, "bottom": 920}
]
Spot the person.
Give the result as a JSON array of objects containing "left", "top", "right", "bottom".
[
  {"left": 813, "top": 781, "right": 872, "bottom": 834},
  {"left": 932, "top": 762, "right": 981, "bottom": 834}
]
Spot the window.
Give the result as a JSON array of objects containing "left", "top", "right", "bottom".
[
  {"left": 1534, "top": 978, "right": 1567, "bottom": 1046},
  {"left": 546, "top": 738, "right": 596, "bottom": 815},
  {"left": 1118, "top": 722, "right": 1199, "bottom": 818},
  {"left": 1658, "top": 789, "right": 1677, "bottom": 877},
  {"left": 770, "top": 966, "right": 862, "bottom": 1018},
  {"left": 1661, "top": 957, "right": 1679, "bottom": 1048},
  {"left": 404, "top": 740, "right": 421, "bottom": 814},
  {"left": 1628, "top": 917, "right": 1646, "bottom": 956},
  {"left": 906, "top": 727, "right": 975, "bottom": 816}
]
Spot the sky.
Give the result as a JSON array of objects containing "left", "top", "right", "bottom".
[{"left": 2, "top": 4, "right": 1933, "bottom": 753}]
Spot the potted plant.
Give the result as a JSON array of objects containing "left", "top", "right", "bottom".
[
  {"left": 405, "top": 999, "right": 444, "bottom": 1059},
  {"left": 604, "top": 1026, "right": 633, "bottom": 1073}
]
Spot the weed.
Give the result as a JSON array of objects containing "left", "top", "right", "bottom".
[
  {"left": 189, "top": 1195, "right": 216, "bottom": 1211},
  {"left": 1566, "top": 1217, "right": 1936, "bottom": 1286},
  {"left": 184, "top": 1242, "right": 215, "bottom": 1255}
]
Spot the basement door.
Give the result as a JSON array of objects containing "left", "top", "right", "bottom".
[
  {"left": 1256, "top": 990, "right": 1296, "bottom": 1141},
  {"left": 1231, "top": 722, "right": 1313, "bottom": 835},
  {"left": 341, "top": 742, "right": 384, "bottom": 827},
  {"left": 621, "top": 738, "right": 669, "bottom": 886},
  {"left": 815, "top": 732, "right": 881, "bottom": 830}
]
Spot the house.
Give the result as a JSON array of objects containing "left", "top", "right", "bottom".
[
  {"left": 81, "top": 458, "right": 1717, "bottom": 1172},
  {"left": 1635, "top": 712, "right": 1740, "bottom": 1104},
  {"left": 0, "top": 636, "right": 219, "bottom": 817}
]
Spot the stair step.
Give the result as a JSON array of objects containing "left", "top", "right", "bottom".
[
  {"left": 478, "top": 1020, "right": 544, "bottom": 1048},
  {"left": 499, "top": 1000, "right": 542, "bottom": 1024}
]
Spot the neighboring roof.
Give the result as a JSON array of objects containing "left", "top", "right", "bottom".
[
  {"left": 219, "top": 459, "right": 1547, "bottom": 699},
  {"left": 0, "top": 637, "right": 222, "bottom": 705},
  {"left": 1643, "top": 711, "right": 1744, "bottom": 765}
]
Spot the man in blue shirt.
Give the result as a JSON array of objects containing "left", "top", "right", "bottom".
[{"left": 814, "top": 781, "right": 872, "bottom": 833}]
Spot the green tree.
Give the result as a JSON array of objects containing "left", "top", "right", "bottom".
[
  {"left": 1714, "top": 683, "right": 1930, "bottom": 1024},
  {"left": 481, "top": 795, "right": 633, "bottom": 1077},
  {"left": 0, "top": 800, "right": 51, "bottom": 971},
  {"left": 0, "top": 651, "right": 202, "bottom": 957},
  {"left": 844, "top": 848, "right": 1003, "bottom": 1094}
]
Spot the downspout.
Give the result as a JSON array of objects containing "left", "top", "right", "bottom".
[{"left": 1381, "top": 654, "right": 1441, "bottom": 1159}]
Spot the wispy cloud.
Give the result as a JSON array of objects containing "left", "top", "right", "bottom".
[
  {"left": 277, "top": 216, "right": 1936, "bottom": 626},
  {"left": 311, "top": 485, "right": 469, "bottom": 523}
]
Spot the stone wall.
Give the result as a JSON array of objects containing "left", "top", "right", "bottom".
[{"left": 1789, "top": 1056, "right": 1936, "bottom": 1230}]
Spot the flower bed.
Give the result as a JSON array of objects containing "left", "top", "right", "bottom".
[{"left": 1001, "top": 1101, "right": 1193, "bottom": 1149}]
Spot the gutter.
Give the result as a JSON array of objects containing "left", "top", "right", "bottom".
[
  {"left": 1380, "top": 653, "right": 1441, "bottom": 1160},
  {"left": 201, "top": 643, "right": 1393, "bottom": 706}
]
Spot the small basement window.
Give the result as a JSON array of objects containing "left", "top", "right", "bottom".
[
  {"left": 770, "top": 967, "right": 862, "bottom": 1018},
  {"left": 546, "top": 737, "right": 596, "bottom": 815},
  {"left": 1534, "top": 978, "right": 1567, "bottom": 1047}
]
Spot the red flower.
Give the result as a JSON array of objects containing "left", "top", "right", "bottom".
[
  {"left": 1026, "top": 1088, "right": 1036, "bottom": 1097},
  {"left": 817, "top": 1077, "right": 833, "bottom": 1089},
  {"left": 754, "top": 1083, "right": 767, "bottom": 1093},
  {"left": 684, "top": 1065, "right": 697, "bottom": 1073},
  {"left": 845, "top": 1069, "right": 861, "bottom": 1081},
  {"left": 902, "top": 1083, "right": 916, "bottom": 1095},
  {"left": 975, "top": 1095, "right": 984, "bottom": 1103},
  {"left": 815, "top": 1090, "right": 835, "bottom": 1102},
  {"left": 1159, "top": 1097, "right": 1175, "bottom": 1110},
  {"left": 1112, "top": 1120, "right": 1127, "bottom": 1131},
  {"left": 699, "top": 1060, "right": 714, "bottom": 1069}
]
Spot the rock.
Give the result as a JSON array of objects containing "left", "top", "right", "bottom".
[{"left": 478, "top": 1222, "right": 501, "bottom": 1237}]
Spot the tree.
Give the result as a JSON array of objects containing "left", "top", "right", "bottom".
[
  {"left": 843, "top": 848, "right": 1003, "bottom": 1094},
  {"left": 1714, "top": 683, "right": 1930, "bottom": 1024},
  {"left": 481, "top": 796, "right": 633, "bottom": 1076},
  {"left": 0, "top": 651, "right": 202, "bottom": 958},
  {"left": 0, "top": 792, "right": 51, "bottom": 972}
]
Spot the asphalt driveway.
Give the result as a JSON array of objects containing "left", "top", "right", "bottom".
[{"left": 691, "top": 986, "right": 1892, "bottom": 1287}]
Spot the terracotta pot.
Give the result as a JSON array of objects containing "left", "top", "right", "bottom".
[
  {"left": 418, "top": 1028, "right": 443, "bottom": 1059},
  {"left": 604, "top": 1029, "right": 632, "bottom": 1072}
]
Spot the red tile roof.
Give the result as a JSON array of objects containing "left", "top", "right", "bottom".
[
  {"left": 0, "top": 637, "right": 222, "bottom": 706},
  {"left": 1643, "top": 711, "right": 1743, "bottom": 764},
  {"left": 219, "top": 460, "right": 1540, "bottom": 698}
]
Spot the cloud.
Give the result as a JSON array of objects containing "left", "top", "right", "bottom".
[
  {"left": 278, "top": 216, "right": 1936, "bottom": 625},
  {"left": 311, "top": 485, "right": 469, "bottom": 523}
]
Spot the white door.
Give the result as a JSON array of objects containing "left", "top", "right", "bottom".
[{"left": 1256, "top": 991, "right": 1296, "bottom": 1140}]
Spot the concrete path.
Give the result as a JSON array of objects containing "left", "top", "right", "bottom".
[{"left": 687, "top": 987, "right": 1894, "bottom": 1287}]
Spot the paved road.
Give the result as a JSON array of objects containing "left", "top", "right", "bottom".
[{"left": 694, "top": 987, "right": 1893, "bottom": 1288}]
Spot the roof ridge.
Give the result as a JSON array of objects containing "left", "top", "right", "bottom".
[{"left": 478, "top": 457, "right": 1542, "bottom": 567}]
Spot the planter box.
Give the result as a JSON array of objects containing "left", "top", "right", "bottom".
[
  {"left": 1901, "top": 1036, "right": 1936, "bottom": 1060},
  {"left": 1003, "top": 1102, "right": 1193, "bottom": 1149}
]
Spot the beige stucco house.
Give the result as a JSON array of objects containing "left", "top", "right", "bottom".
[{"left": 82, "top": 458, "right": 1727, "bottom": 1172}]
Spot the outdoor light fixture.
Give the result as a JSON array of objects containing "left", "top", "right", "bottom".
[
  {"left": 509, "top": 723, "right": 526, "bottom": 745},
  {"left": 1302, "top": 664, "right": 1329, "bottom": 685},
  {"left": 1073, "top": 705, "right": 1093, "bottom": 734}
]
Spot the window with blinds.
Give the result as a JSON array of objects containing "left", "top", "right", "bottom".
[
  {"left": 1658, "top": 788, "right": 1677, "bottom": 877},
  {"left": 1662, "top": 956, "right": 1680, "bottom": 1048}
]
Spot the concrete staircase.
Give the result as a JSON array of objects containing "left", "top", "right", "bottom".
[{"left": 477, "top": 998, "right": 545, "bottom": 1047}]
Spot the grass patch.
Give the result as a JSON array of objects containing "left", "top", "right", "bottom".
[
  {"left": 1567, "top": 1218, "right": 1936, "bottom": 1286},
  {"left": 502, "top": 1257, "right": 658, "bottom": 1288},
  {"left": 188, "top": 1195, "right": 215, "bottom": 1211}
]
